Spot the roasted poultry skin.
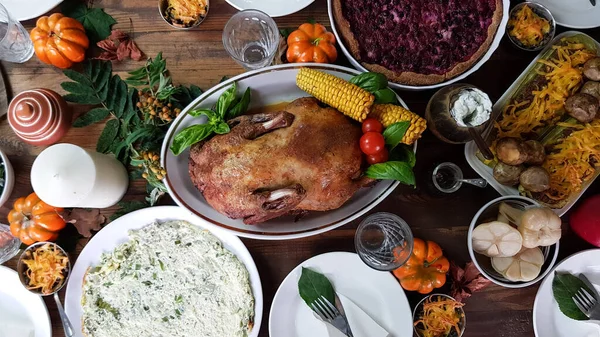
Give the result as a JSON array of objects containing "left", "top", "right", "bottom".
[{"left": 188, "top": 97, "right": 370, "bottom": 224}]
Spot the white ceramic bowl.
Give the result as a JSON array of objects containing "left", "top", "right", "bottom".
[
  {"left": 467, "top": 195, "right": 559, "bottom": 288},
  {"left": 326, "top": 0, "right": 509, "bottom": 91},
  {"left": 0, "top": 148, "right": 14, "bottom": 208}
]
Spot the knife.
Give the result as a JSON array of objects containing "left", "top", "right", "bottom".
[
  {"left": 335, "top": 294, "right": 355, "bottom": 337},
  {"left": 591, "top": 0, "right": 597, "bottom": 7},
  {"left": 578, "top": 273, "right": 600, "bottom": 300}
]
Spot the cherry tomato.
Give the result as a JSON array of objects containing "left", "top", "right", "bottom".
[
  {"left": 362, "top": 118, "right": 383, "bottom": 133},
  {"left": 360, "top": 132, "right": 385, "bottom": 155},
  {"left": 367, "top": 149, "right": 389, "bottom": 164}
]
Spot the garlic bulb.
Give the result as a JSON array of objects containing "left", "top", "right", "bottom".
[
  {"left": 471, "top": 221, "right": 523, "bottom": 257},
  {"left": 518, "top": 207, "right": 562, "bottom": 248},
  {"left": 491, "top": 247, "right": 544, "bottom": 282}
]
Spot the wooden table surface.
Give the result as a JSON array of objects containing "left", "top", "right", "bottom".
[{"left": 1, "top": 1, "right": 599, "bottom": 336}]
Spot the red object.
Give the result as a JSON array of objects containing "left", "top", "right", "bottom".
[
  {"left": 362, "top": 118, "right": 383, "bottom": 133},
  {"left": 570, "top": 195, "right": 600, "bottom": 247},
  {"left": 7, "top": 89, "right": 72, "bottom": 146},
  {"left": 360, "top": 132, "right": 385, "bottom": 155},
  {"left": 366, "top": 149, "right": 389, "bottom": 164}
]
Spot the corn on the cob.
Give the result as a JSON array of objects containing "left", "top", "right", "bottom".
[
  {"left": 369, "top": 104, "right": 427, "bottom": 145},
  {"left": 296, "top": 68, "right": 374, "bottom": 122}
]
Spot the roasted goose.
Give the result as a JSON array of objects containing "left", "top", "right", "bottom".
[{"left": 188, "top": 97, "right": 370, "bottom": 224}]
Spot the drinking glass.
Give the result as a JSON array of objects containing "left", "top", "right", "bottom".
[
  {"left": 0, "top": 3, "right": 34, "bottom": 63},
  {"left": 355, "top": 212, "right": 414, "bottom": 271},
  {"left": 222, "top": 9, "right": 279, "bottom": 70},
  {"left": 0, "top": 224, "right": 20, "bottom": 264}
]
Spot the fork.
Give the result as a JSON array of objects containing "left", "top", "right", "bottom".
[
  {"left": 311, "top": 296, "right": 354, "bottom": 336},
  {"left": 573, "top": 287, "right": 600, "bottom": 320}
]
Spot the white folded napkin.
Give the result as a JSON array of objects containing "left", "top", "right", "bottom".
[{"left": 313, "top": 294, "right": 390, "bottom": 337}]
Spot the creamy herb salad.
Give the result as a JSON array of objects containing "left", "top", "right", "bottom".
[{"left": 81, "top": 221, "right": 254, "bottom": 337}]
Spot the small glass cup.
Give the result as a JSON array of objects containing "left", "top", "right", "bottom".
[
  {"left": 355, "top": 212, "right": 414, "bottom": 271},
  {"left": 222, "top": 9, "right": 279, "bottom": 70},
  {"left": 432, "top": 162, "right": 488, "bottom": 193},
  {"left": 0, "top": 3, "right": 34, "bottom": 63},
  {"left": 0, "top": 224, "right": 20, "bottom": 264}
]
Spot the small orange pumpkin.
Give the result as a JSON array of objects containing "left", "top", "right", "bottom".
[
  {"left": 286, "top": 23, "right": 337, "bottom": 64},
  {"left": 8, "top": 193, "right": 66, "bottom": 245},
  {"left": 393, "top": 238, "right": 450, "bottom": 294},
  {"left": 30, "top": 13, "right": 89, "bottom": 69}
]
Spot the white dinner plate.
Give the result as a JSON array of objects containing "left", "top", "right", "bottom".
[
  {"left": 535, "top": 0, "right": 600, "bottom": 29},
  {"left": 224, "top": 0, "right": 314, "bottom": 17},
  {"left": 269, "top": 252, "right": 413, "bottom": 337},
  {"left": 327, "top": 0, "right": 509, "bottom": 91},
  {"left": 533, "top": 249, "right": 600, "bottom": 337},
  {"left": 0, "top": 266, "right": 51, "bottom": 337},
  {"left": 64, "top": 206, "right": 263, "bottom": 337},
  {"left": 1, "top": 0, "right": 62, "bottom": 21},
  {"left": 161, "top": 63, "right": 411, "bottom": 240}
]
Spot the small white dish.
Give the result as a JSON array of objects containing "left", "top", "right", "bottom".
[
  {"left": 225, "top": 0, "right": 314, "bottom": 17},
  {"left": 269, "top": 252, "right": 412, "bottom": 337},
  {"left": 1, "top": 0, "right": 62, "bottom": 21},
  {"left": 64, "top": 206, "right": 263, "bottom": 337},
  {"left": 534, "top": 0, "right": 600, "bottom": 29},
  {"left": 534, "top": 249, "right": 600, "bottom": 337},
  {"left": 0, "top": 265, "right": 52, "bottom": 337},
  {"left": 0, "top": 148, "right": 14, "bottom": 209},
  {"left": 467, "top": 195, "right": 559, "bottom": 288}
]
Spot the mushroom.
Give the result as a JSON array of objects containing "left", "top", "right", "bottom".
[
  {"left": 519, "top": 166, "right": 550, "bottom": 192},
  {"left": 496, "top": 137, "right": 527, "bottom": 165},
  {"left": 522, "top": 140, "right": 546, "bottom": 165},
  {"left": 581, "top": 81, "right": 600, "bottom": 101},
  {"left": 583, "top": 57, "right": 600, "bottom": 81},
  {"left": 565, "top": 93, "right": 599, "bottom": 123},
  {"left": 493, "top": 162, "right": 524, "bottom": 186},
  {"left": 498, "top": 203, "right": 562, "bottom": 248}
]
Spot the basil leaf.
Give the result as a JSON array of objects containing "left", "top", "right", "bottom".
[
  {"left": 552, "top": 272, "right": 592, "bottom": 321},
  {"left": 349, "top": 72, "right": 387, "bottom": 92},
  {"left": 298, "top": 267, "right": 335, "bottom": 308},
  {"left": 366, "top": 161, "right": 415, "bottom": 186},
  {"left": 189, "top": 109, "right": 217, "bottom": 119},
  {"left": 390, "top": 145, "right": 416, "bottom": 168},
  {"left": 214, "top": 122, "right": 230, "bottom": 135},
  {"left": 215, "top": 83, "right": 237, "bottom": 118},
  {"left": 227, "top": 88, "right": 251, "bottom": 120},
  {"left": 170, "top": 124, "right": 215, "bottom": 156},
  {"left": 382, "top": 121, "right": 410, "bottom": 149},
  {"left": 373, "top": 88, "right": 399, "bottom": 104}
]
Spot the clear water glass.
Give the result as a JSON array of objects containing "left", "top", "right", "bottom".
[
  {"left": 355, "top": 212, "right": 414, "bottom": 271},
  {"left": 0, "top": 3, "right": 34, "bottom": 63},
  {"left": 222, "top": 9, "right": 279, "bottom": 70},
  {"left": 0, "top": 224, "right": 20, "bottom": 264}
]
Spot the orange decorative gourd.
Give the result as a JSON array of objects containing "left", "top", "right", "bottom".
[
  {"left": 286, "top": 23, "right": 337, "bottom": 64},
  {"left": 393, "top": 238, "right": 450, "bottom": 294},
  {"left": 8, "top": 193, "right": 66, "bottom": 245},
  {"left": 30, "top": 13, "right": 89, "bottom": 69}
]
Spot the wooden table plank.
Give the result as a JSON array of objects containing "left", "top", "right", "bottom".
[{"left": 1, "top": 1, "right": 599, "bottom": 337}]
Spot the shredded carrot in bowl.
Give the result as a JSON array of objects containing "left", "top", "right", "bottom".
[
  {"left": 414, "top": 295, "right": 465, "bottom": 337},
  {"left": 509, "top": 5, "right": 551, "bottom": 48},
  {"left": 21, "top": 243, "right": 69, "bottom": 295}
]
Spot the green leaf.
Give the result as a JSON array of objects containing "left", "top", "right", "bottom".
[
  {"left": 62, "top": 1, "right": 116, "bottom": 43},
  {"left": 73, "top": 107, "right": 110, "bottom": 127},
  {"left": 63, "top": 69, "right": 92, "bottom": 86},
  {"left": 389, "top": 145, "right": 416, "bottom": 168},
  {"left": 170, "top": 124, "right": 215, "bottom": 156},
  {"left": 105, "top": 75, "right": 121, "bottom": 112},
  {"left": 61, "top": 81, "right": 96, "bottom": 96},
  {"left": 97, "top": 119, "right": 120, "bottom": 153},
  {"left": 113, "top": 79, "right": 128, "bottom": 117},
  {"left": 63, "top": 93, "right": 101, "bottom": 105},
  {"left": 219, "top": 76, "right": 229, "bottom": 83},
  {"left": 365, "top": 161, "right": 416, "bottom": 185},
  {"left": 109, "top": 201, "right": 149, "bottom": 221},
  {"left": 382, "top": 121, "right": 410, "bottom": 149},
  {"left": 349, "top": 72, "right": 388, "bottom": 92},
  {"left": 189, "top": 85, "right": 203, "bottom": 99},
  {"left": 189, "top": 109, "right": 217, "bottom": 119},
  {"left": 215, "top": 83, "right": 237, "bottom": 118},
  {"left": 279, "top": 28, "right": 294, "bottom": 39},
  {"left": 373, "top": 88, "right": 399, "bottom": 104},
  {"left": 298, "top": 267, "right": 335, "bottom": 309},
  {"left": 214, "top": 122, "right": 230, "bottom": 134},
  {"left": 552, "top": 272, "right": 593, "bottom": 321},
  {"left": 227, "top": 88, "right": 251, "bottom": 120}
]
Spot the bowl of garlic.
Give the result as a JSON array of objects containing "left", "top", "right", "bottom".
[{"left": 467, "top": 195, "right": 560, "bottom": 288}]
